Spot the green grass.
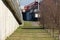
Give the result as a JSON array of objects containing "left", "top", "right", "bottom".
[
  {"left": 6, "top": 28, "right": 59, "bottom": 40},
  {"left": 6, "top": 21, "right": 59, "bottom": 40},
  {"left": 21, "top": 21, "right": 42, "bottom": 28},
  {"left": 24, "top": 21, "right": 32, "bottom": 26}
]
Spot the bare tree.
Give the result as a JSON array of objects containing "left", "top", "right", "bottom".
[{"left": 39, "top": 0, "right": 60, "bottom": 29}]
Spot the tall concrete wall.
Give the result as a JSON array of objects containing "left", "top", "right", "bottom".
[
  {"left": 3, "top": 0, "right": 23, "bottom": 24},
  {"left": 0, "top": 0, "right": 20, "bottom": 40}
]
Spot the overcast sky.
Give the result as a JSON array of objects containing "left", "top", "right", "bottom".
[
  {"left": 19, "top": 0, "right": 35, "bottom": 6},
  {"left": 19, "top": 0, "right": 42, "bottom": 9},
  {"left": 19, "top": 0, "right": 42, "bottom": 6}
]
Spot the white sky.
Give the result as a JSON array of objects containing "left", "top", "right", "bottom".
[
  {"left": 19, "top": 0, "right": 35, "bottom": 6},
  {"left": 19, "top": 0, "right": 42, "bottom": 9}
]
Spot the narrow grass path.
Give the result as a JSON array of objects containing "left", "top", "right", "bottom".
[
  {"left": 6, "top": 21, "right": 59, "bottom": 40},
  {"left": 6, "top": 27, "right": 59, "bottom": 40}
]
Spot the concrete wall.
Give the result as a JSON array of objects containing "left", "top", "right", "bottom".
[
  {"left": 2, "top": 0, "right": 23, "bottom": 24},
  {"left": 0, "top": 0, "right": 20, "bottom": 40}
]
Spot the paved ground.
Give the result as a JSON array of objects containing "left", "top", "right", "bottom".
[{"left": 32, "top": 21, "right": 40, "bottom": 26}]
